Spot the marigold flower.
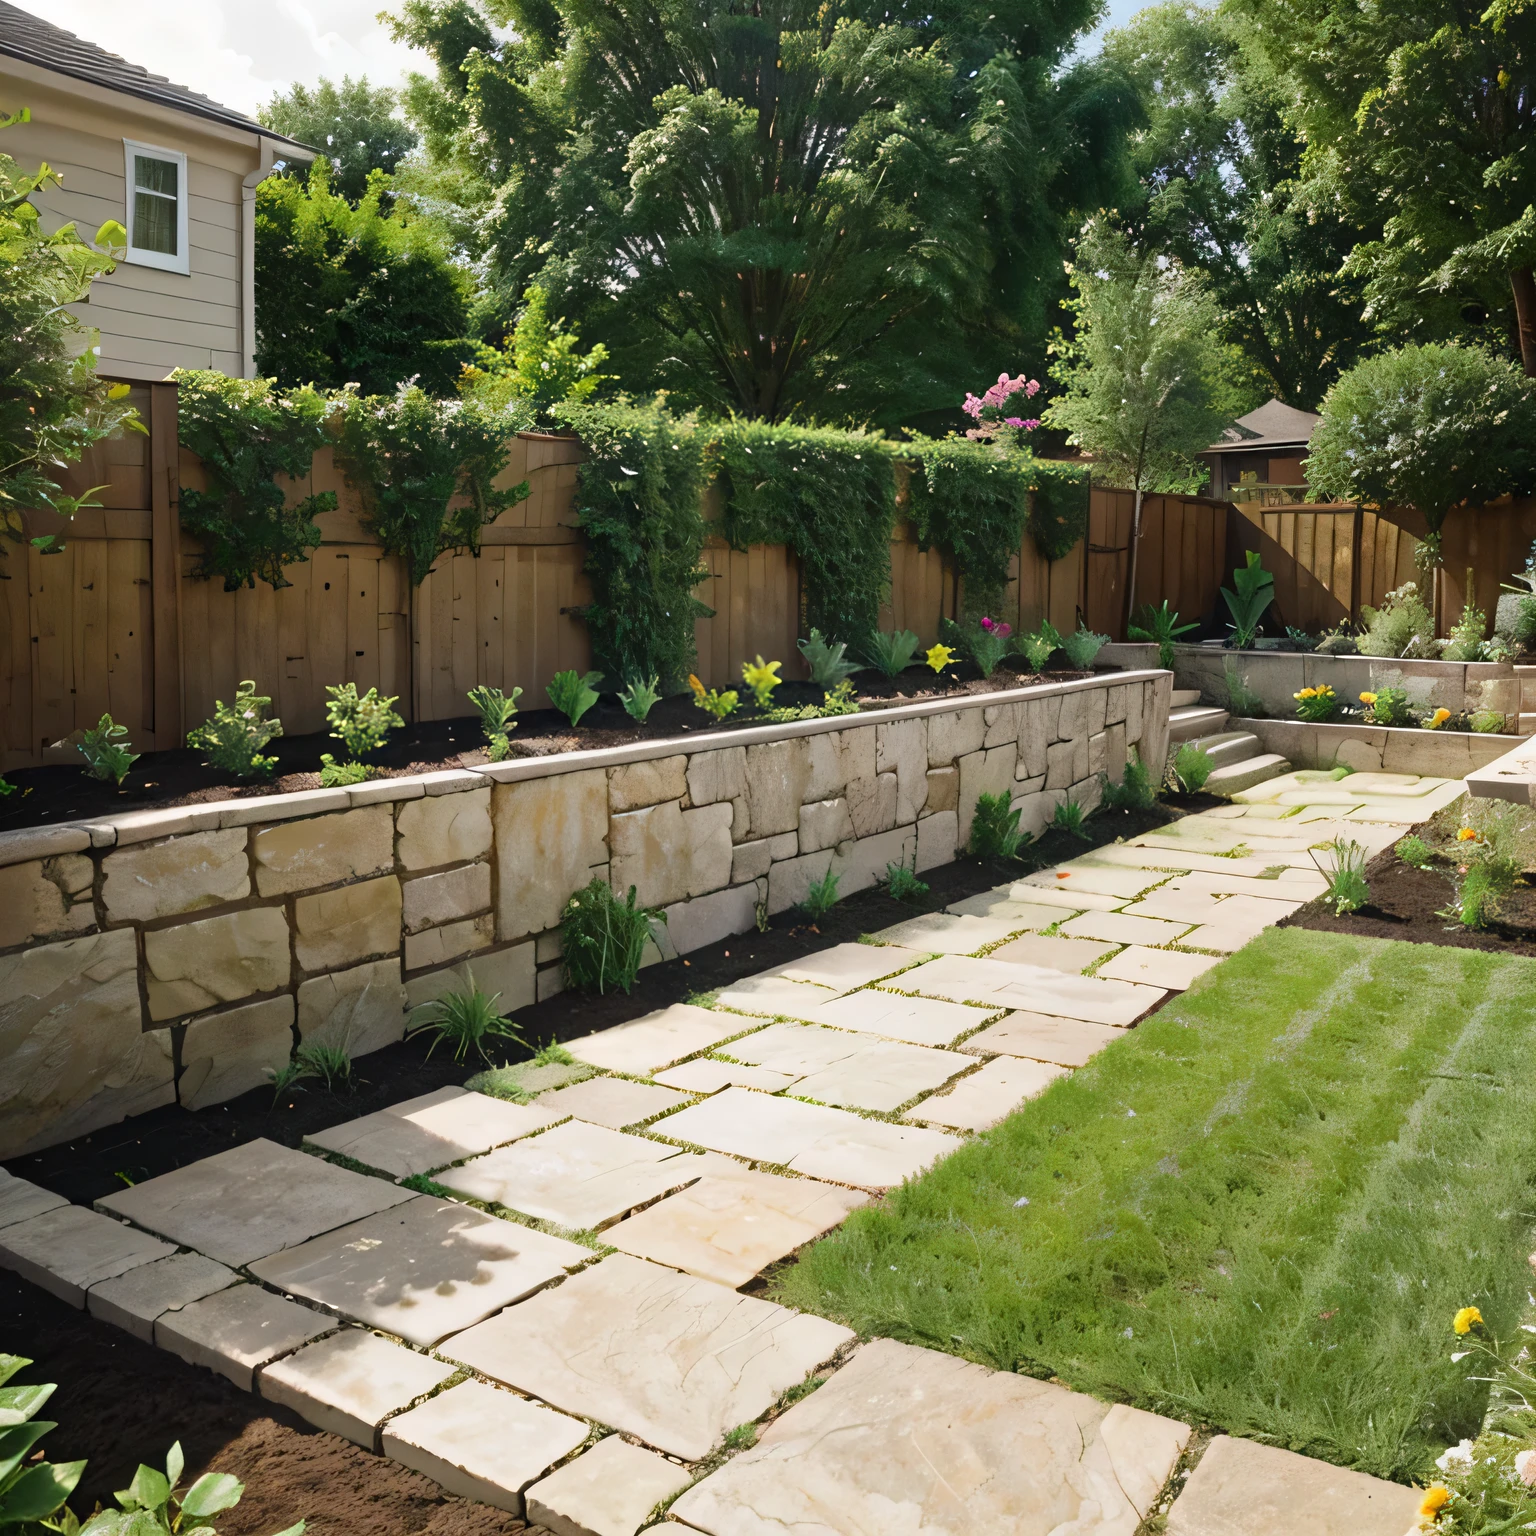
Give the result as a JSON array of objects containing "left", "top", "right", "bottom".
[
  {"left": 1359, "top": 691, "right": 1377, "bottom": 705},
  {"left": 1456, "top": 827, "right": 1478, "bottom": 842},
  {"left": 1453, "top": 1305, "right": 1483, "bottom": 1335},
  {"left": 1418, "top": 1485, "right": 1451, "bottom": 1519},
  {"left": 1426, "top": 708, "right": 1451, "bottom": 729}
]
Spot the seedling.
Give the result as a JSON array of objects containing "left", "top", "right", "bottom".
[
  {"left": 294, "top": 1041, "right": 352, "bottom": 1092},
  {"left": 1172, "top": 742, "right": 1214, "bottom": 793},
  {"left": 741, "top": 655, "right": 783, "bottom": 709},
  {"left": 969, "top": 791, "right": 1029, "bottom": 859},
  {"left": 860, "top": 628, "right": 920, "bottom": 679},
  {"left": 78, "top": 713, "right": 139, "bottom": 785},
  {"left": 797, "top": 628, "right": 859, "bottom": 688},
  {"left": 883, "top": 860, "right": 930, "bottom": 901},
  {"left": 1015, "top": 620, "right": 1062, "bottom": 672},
  {"left": 562, "top": 878, "right": 663, "bottom": 994},
  {"left": 689, "top": 674, "right": 739, "bottom": 721},
  {"left": 467, "top": 683, "right": 521, "bottom": 760},
  {"left": 800, "top": 867, "right": 841, "bottom": 920},
  {"left": 1316, "top": 838, "right": 1370, "bottom": 915},
  {"left": 548, "top": 669, "right": 603, "bottom": 727},
  {"left": 408, "top": 977, "right": 525, "bottom": 1063},
  {"left": 618, "top": 673, "right": 662, "bottom": 721},
  {"left": 189, "top": 680, "right": 283, "bottom": 778},
  {"left": 1050, "top": 797, "right": 1090, "bottom": 840},
  {"left": 1101, "top": 757, "right": 1157, "bottom": 811}
]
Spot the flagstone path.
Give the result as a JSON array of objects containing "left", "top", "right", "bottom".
[{"left": 0, "top": 765, "right": 1458, "bottom": 1534}]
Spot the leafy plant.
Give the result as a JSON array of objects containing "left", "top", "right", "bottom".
[
  {"left": 1101, "top": 756, "right": 1158, "bottom": 812},
  {"left": 466, "top": 684, "right": 521, "bottom": 760},
  {"left": 1396, "top": 835, "right": 1436, "bottom": 870},
  {"left": 259, "top": 76, "right": 417, "bottom": 202},
  {"left": 617, "top": 675, "right": 662, "bottom": 722},
  {"left": 1470, "top": 708, "right": 1507, "bottom": 733},
  {"left": 1050, "top": 798, "right": 1090, "bottom": 840},
  {"left": 1317, "top": 838, "right": 1371, "bottom": 915},
  {"left": 293, "top": 1041, "right": 352, "bottom": 1092},
  {"left": 882, "top": 860, "right": 930, "bottom": 902},
  {"left": 1440, "top": 602, "right": 1488, "bottom": 663},
  {"left": 263, "top": 1060, "right": 308, "bottom": 1101},
  {"left": 1293, "top": 684, "right": 1340, "bottom": 722},
  {"left": 325, "top": 683, "right": 401, "bottom": 761},
  {"left": 859, "top": 629, "right": 921, "bottom": 680},
  {"left": 1221, "top": 551, "right": 1275, "bottom": 648},
  {"left": 1356, "top": 686, "right": 1414, "bottom": 727},
  {"left": 1358, "top": 581, "right": 1436, "bottom": 659},
  {"left": 761, "top": 680, "right": 861, "bottom": 723},
  {"left": 1314, "top": 626, "right": 1359, "bottom": 656},
  {"left": 1128, "top": 600, "right": 1197, "bottom": 670},
  {"left": 1223, "top": 663, "right": 1266, "bottom": 719},
  {"left": 797, "top": 629, "right": 859, "bottom": 689},
  {"left": 0, "top": 775, "right": 15, "bottom": 797},
  {"left": 0, "top": 1353, "right": 83, "bottom": 1530},
  {"left": 741, "top": 656, "right": 783, "bottom": 710},
  {"left": 799, "top": 868, "right": 842, "bottom": 921},
  {"left": 1015, "top": 620, "right": 1063, "bottom": 673},
  {"left": 968, "top": 792, "right": 1030, "bottom": 859},
  {"left": 188, "top": 681, "right": 283, "bottom": 778},
  {"left": 952, "top": 616, "right": 1013, "bottom": 678},
  {"left": 1285, "top": 626, "right": 1317, "bottom": 652},
  {"left": 1516, "top": 595, "right": 1536, "bottom": 652},
  {"left": 318, "top": 757, "right": 371, "bottom": 787},
  {"left": 77, "top": 715, "right": 139, "bottom": 786},
  {"left": 408, "top": 978, "right": 525, "bottom": 1064},
  {"left": 561, "top": 879, "right": 662, "bottom": 995},
  {"left": 532, "top": 1040, "right": 575, "bottom": 1068},
  {"left": 688, "top": 674, "right": 739, "bottom": 721},
  {"left": 548, "top": 670, "right": 603, "bottom": 728},
  {"left": 459, "top": 286, "right": 610, "bottom": 420},
  {"left": 1172, "top": 742, "right": 1214, "bottom": 792},
  {"left": 1058, "top": 624, "right": 1109, "bottom": 671}
]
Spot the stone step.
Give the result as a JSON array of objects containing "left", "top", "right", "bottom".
[
  {"left": 1167, "top": 705, "right": 1229, "bottom": 744},
  {"left": 1188, "top": 731, "right": 1262, "bottom": 768},
  {"left": 1170, "top": 688, "right": 1203, "bottom": 709},
  {"left": 1204, "top": 754, "right": 1292, "bottom": 798}
]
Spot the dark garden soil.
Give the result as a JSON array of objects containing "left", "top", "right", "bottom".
[
  {"left": 1282, "top": 843, "right": 1536, "bottom": 957},
  {"left": 0, "top": 663, "right": 1101, "bottom": 834}
]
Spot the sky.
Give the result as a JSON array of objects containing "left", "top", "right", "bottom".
[{"left": 17, "top": 0, "right": 1149, "bottom": 121}]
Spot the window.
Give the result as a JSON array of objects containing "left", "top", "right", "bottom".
[{"left": 122, "top": 141, "right": 188, "bottom": 274}]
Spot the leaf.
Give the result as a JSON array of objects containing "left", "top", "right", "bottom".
[
  {"left": 120, "top": 1463, "right": 170, "bottom": 1513},
  {"left": 0, "top": 1381, "right": 55, "bottom": 1426},
  {"left": 0, "top": 1418, "right": 56, "bottom": 1481},
  {"left": 0, "top": 1360, "right": 31, "bottom": 1391},
  {"left": 163, "top": 1442, "right": 183, "bottom": 1492},
  {"left": 267, "top": 1522, "right": 307, "bottom": 1536},
  {"left": 0, "top": 1458, "right": 86, "bottom": 1520},
  {"left": 179, "top": 1472, "right": 243, "bottom": 1519}
]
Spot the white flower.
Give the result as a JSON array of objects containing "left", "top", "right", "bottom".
[
  {"left": 1516, "top": 1447, "right": 1536, "bottom": 1487},
  {"left": 1436, "top": 1439, "right": 1475, "bottom": 1476}
]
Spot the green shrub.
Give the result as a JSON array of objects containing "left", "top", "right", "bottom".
[
  {"left": 562, "top": 878, "right": 662, "bottom": 994},
  {"left": 1395, "top": 835, "right": 1435, "bottom": 869},
  {"left": 688, "top": 675, "right": 739, "bottom": 720},
  {"left": 1051, "top": 798, "right": 1090, "bottom": 840},
  {"left": 325, "top": 682, "right": 401, "bottom": 760},
  {"left": 1224, "top": 663, "right": 1266, "bottom": 719},
  {"left": 860, "top": 628, "right": 921, "bottom": 679},
  {"left": 741, "top": 656, "right": 783, "bottom": 710},
  {"left": 799, "top": 868, "right": 842, "bottom": 920},
  {"left": 548, "top": 669, "right": 603, "bottom": 727},
  {"left": 1440, "top": 601, "right": 1488, "bottom": 662},
  {"left": 1221, "top": 551, "right": 1275, "bottom": 648},
  {"left": 467, "top": 683, "right": 521, "bottom": 760},
  {"left": 1470, "top": 708, "right": 1507, "bottom": 733},
  {"left": 1357, "top": 685, "right": 1415, "bottom": 727},
  {"left": 407, "top": 977, "right": 525, "bottom": 1063},
  {"left": 940, "top": 615, "right": 1012, "bottom": 678},
  {"left": 797, "top": 629, "right": 859, "bottom": 689},
  {"left": 1127, "top": 600, "right": 1196, "bottom": 670},
  {"left": 1315, "top": 626, "right": 1359, "bottom": 655},
  {"left": 1358, "top": 582, "right": 1435, "bottom": 658},
  {"left": 969, "top": 791, "right": 1029, "bottom": 859},
  {"left": 882, "top": 860, "right": 930, "bottom": 901},
  {"left": 1015, "top": 620, "right": 1063, "bottom": 672},
  {"left": 189, "top": 681, "right": 283, "bottom": 778},
  {"left": 1285, "top": 626, "right": 1317, "bottom": 652},
  {"left": 77, "top": 714, "right": 138, "bottom": 785},
  {"left": 618, "top": 674, "right": 662, "bottom": 721},
  {"left": 1058, "top": 624, "right": 1109, "bottom": 670},
  {"left": 1517, "top": 594, "right": 1536, "bottom": 650},
  {"left": 1319, "top": 838, "right": 1371, "bottom": 914},
  {"left": 1172, "top": 742, "right": 1214, "bottom": 792},
  {"left": 318, "top": 757, "right": 372, "bottom": 787},
  {"left": 1101, "top": 757, "right": 1157, "bottom": 812}
]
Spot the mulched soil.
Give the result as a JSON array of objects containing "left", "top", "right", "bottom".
[
  {"left": 1282, "top": 843, "right": 1536, "bottom": 957},
  {"left": 0, "top": 663, "right": 1097, "bottom": 834}
]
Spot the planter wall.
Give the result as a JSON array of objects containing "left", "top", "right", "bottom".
[
  {"left": 1236, "top": 716, "right": 1515, "bottom": 777},
  {"left": 0, "top": 669, "right": 1172, "bottom": 1160}
]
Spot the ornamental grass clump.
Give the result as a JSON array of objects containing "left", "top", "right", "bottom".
[
  {"left": 882, "top": 859, "right": 929, "bottom": 901},
  {"left": 799, "top": 867, "right": 842, "bottom": 920},
  {"left": 1127, "top": 600, "right": 1196, "bottom": 670},
  {"left": 1172, "top": 742, "right": 1214, "bottom": 792},
  {"left": 407, "top": 976, "right": 525, "bottom": 1063},
  {"left": 1315, "top": 837, "right": 1370, "bottom": 915},
  {"left": 77, "top": 713, "right": 138, "bottom": 785},
  {"left": 561, "top": 879, "right": 662, "bottom": 994},
  {"left": 1101, "top": 756, "right": 1158, "bottom": 812},
  {"left": 969, "top": 791, "right": 1029, "bottom": 859},
  {"left": 320, "top": 682, "right": 401, "bottom": 785},
  {"left": 190, "top": 681, "right": 283, "bottom": 778},
  {"left": 1293, "top": 684, "right": 1339, "bottom": 722},
  {"left": 467, "top": 683, "right": 520, "bottom": 760},
  {"left": 1050, "top": 797, "right": 1090, "bottom": 840}
]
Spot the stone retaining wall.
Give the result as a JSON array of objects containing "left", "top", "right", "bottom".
[
  {"left": 1237, "top": 716, "right": 1515, "bottom": 777},
  {"left": 0, "top": 669, "right": 1170, "bottom": 1159}
]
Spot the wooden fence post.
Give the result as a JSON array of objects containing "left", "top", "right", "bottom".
[
  {"left": 1349, "top": 505, "right": 1363, "bottom": 626},
  {"left": 148, "top": 381, "right": 182, "bottom": 749}
]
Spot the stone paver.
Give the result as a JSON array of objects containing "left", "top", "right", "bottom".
[
  {"left": 653, "top": 1058, "right": 799, "bottom": 1094},
  {"left": 260, "top": 1327, "right": 456, "bottom": 1449},
  {"left": 525, "top": 1434, "right": 691, "bottom": 1536},
  {"left": 671, "top": 1337, "right": 1190, "bottom": 1536},
  {"left": 869, "top": 913, "right": 1024, "bottom": 954},
  {"left": 768, "top": 942, "right": 927, "bottom": 990},
  {"left": 0, "top": 1169, "right": 66, "bottom": 1229},
  {"left": 249, "top": 1196, "right": 590, "bottom": 1346},
  {"left": 87, "top": 1251, "right": 237, "bottom": 1342},
  {"left": 1163, "top": 1434, "right": 1421, "bottom": 1536},
  {"left": 437, "top": 1120, "right": 714, "bottom": 1231},
  {"left": 603, "top": 1167, "right": 867, "bottom": 1288},
  {"left": 1005, "top": 882, "right": 1122, "bottom": 912},
  {"left": 987, "top": 934, "right": 1119, "bottom": 974},
  {"left": 305, "top": 1086, "right": 561, "bottom": 1178},
  {"left": 442, "top": 1252, "right": 853, "bottom": 1461},
  {"left": 905, "top": 1057, "right": 1068, "bottom": 1132},
  {"left": 97, "top": 1138, "right": 414, "bottom": 1267},
  {"left": 1061, "top": 910, "right": 1192, "bottom": 946},
  {"left": 1176, "top": 918, "right": 1278, "bottom": 953},
  {"left": 1168, "top": 868, "right": 1327, "bottom": 902},
  {"left": 566, "top": 1004, "right": 751, "bottom": 1075},
  {"left": 1097, "top": 947, "right": 1223, "bottom": 991},
  {"left": 802, "top": 988, "right": 996, "bottom": 1048},
  {"left": 538, "top": 1075, "right": 693, "bottom": 1129},
  {"left": 962, "top": 1012, "right": 1126, "bottom": 1067},
  {"left": 944, "top": 891, "right": 1063, "bottom": 929},
  {"left": 712, "top": 975, "right": 837, "bottom": 1019},
  {"left": 661, "top": 1087, "right": 961, "bottom": 1190},
  {"left": 897, "top": 956, "right": 1165, "bottom": 1027},
  {"left": 0, "top": 1204, "right": 174, "bottom": 1306},
  {"left": 383, "top": 1379, "right": 590, "bottom": 1516},
  {"left": 156, "top": 1283, "right": 336, "bottom": 1390},
  {"left": 1018, "top": 865, "right": 1167, "bottom": 900}
]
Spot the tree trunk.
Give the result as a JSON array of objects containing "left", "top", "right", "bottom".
[
  {"left": 1123, "top": 484, "right": 1145, "bottom": 642},
  {"left": 1511, "top": 268, "right": 1536, "bottom": 376}
]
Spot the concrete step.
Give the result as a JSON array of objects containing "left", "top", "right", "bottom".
[
  {"left": 1189, "top": 731, "right": 1262, "bottom": 768},
  {"left": 1168, "top": 705, "right": 1229, "bottom": 744},
  {"left": 1170, "top": 689, "right": 1202, "bottom": 709},
  {"left": 1205, "top": 754, "right": 1292, "bottom": 798}
]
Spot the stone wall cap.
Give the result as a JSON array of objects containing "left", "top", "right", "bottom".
[
  {"left": 0, "top": 824, "right": 92, "bottom": 869},
  {"left": 78, "top": 822, "right": 120, "bottom": 849},
  {"left": 346, "top": 778, "right": 427, "bottom": 807},
  {"left": 417, "top": 769, "right": 486, "bottom": 796},
  {"left": 98, "top": 804, "right": 227, "bottom": 846},
  {"left": 217, "top": 788, "right": 353, "bottom": 828}
]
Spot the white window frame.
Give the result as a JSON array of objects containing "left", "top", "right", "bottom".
[{"left": 122, "top": 139, "right": 189, "bottom": 275}]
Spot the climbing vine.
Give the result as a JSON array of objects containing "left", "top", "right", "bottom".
[{"left": 1029, "top": 459, "right": 1092, "bottom": 562}]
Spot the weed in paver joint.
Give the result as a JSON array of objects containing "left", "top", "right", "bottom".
[
  {"left": 799, "top": 869, "right": 841, "bottom": 921},
  {"left": 722, "top": 1422, "right": 758, "bottom": 1451},
  {"left": 533, "top": 1040, "right": 576, "bottom": 1067},
  {"left": 969, "top": 792, "right": 1029, "bottom": 859},
  {"left": 407, "top": 977, "right": 525, "bottom": 1063}
]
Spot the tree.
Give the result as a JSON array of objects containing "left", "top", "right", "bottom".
[
  {"left": 1234, "top": 0, "right": 1536, "bottom": 371},
  {"left": 1043, "top": 223, "right": 1237, "bottom": 631},
  {"left": 459, "top": 287, "right": 610, "bottom": 419},
  {"left": 254, "top": 158, "right": 475, "bottom": 395},
  {"left": 259, "top": 76, "right": 418, "bottom": 203},
  {"left": 386, "top": 0, "right": 1139, "bottom": 427},
  {"left": 1306, "top": 344, "right": 1536, "bottom": 576},
  {"left": 0, "top": 108, "right": 140, "bottom": 556},
  {"left": 1103, "top": 2, "right": 1374, "bottom": 409}
]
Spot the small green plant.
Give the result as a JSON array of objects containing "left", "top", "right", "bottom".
[
  {"left": 548, "top": 669, "right": 603, "bottom": 727},
  {"left": 318, "top": 756, "right": 372, "bottom": 786},
  {"left": 1358, "top": 582, "right": 1436, "bottom": 658},
  {"left": 467, "top": 683, "right": 521, "bottom": 760},
  {"left": 407, "top": 977, "right": 525, "bottom": 1063},
  {"left": 0, "top": 774, "right": 14, "bottom": 797},
  {"left": 1469, "top": 708, "right": 1507, "bottom": 733},
  {"left": 1314, "top": 625, "right": 1359, "bottom": 656},
  {"left": 799, "top": 867, "right": 842, "bottom": 920},
  {"left": 1058, "top": 623, "right": 1109, "bottom": 671},
  {"left": 797, "top": 629, "right": 859, "bottom": 688},
  {"left": 618, "top": 674, "right": 662, "bottom": 722},
  {"left": 1014, "top": 619, "right": 1062, "bottom": 672},
  {"left": 1285, "top": 625, "right": 1317, "bottom": 652},
  {"left": 1127, "top": 600, "right": 1197, "bottom": 670},
  {"left": 968, "top": 791, "right": 1029, "bottom": 859},
  {"left": 532, "top": 1039, "right": 575, "bottom": 1067},
  {"left": 1440, "top": 600, "right": 1488, "bottom": 662},
  {"left": 188, "top": 681, "right": 283, "bottom": 778},
  {"left": 1317, "top": 837, "right": 1370, "bottom": 915},
  {"left": 324, "top": 682, "right": 402, "bottom": 760},
  {"left": 688, "top": 673, "right": 739, "bottom": 721},
  {"left": 263, "top": 1060, "right": 308, "bottom": 1101},
  {"left": 1396, "top": 834, "right": 1435, "bottom": 870},
  {"left": 77, "top": 713, "right": 138, "bottom": 785},
  {"left": 294, "top": 1041, "right": 352, "bottom": 1092},
  {"left": 1172, "top": 742, "right": 1214, "bottom": 792},
  {"left": 1516, "top": 593, "right": 1536, "bottom": 651},
  {"left": 721, "top": 1423, "right": 758, "bottom": 1452},
  {"left": 1050, "top": 797, "right": 1090, "bottom": 840},
  {"left": 760, "top": 678, "right": 860, "bottom": 723},
  {"left": 0, "top": 1353, "right": 84, "bottom": 1530},
  {"left": 1221, "top": 550, "right": 1275, "bottom": 648},
  {"left": 1293, "top": 684, "right": 1340, "bottom": 722},
  {"left": 741, "top": 655, "right": 783, "bottom": 709},
  {"left": 882, "top": 859, "right": 930, "bottom": 901},
  {"left": 1100, "top": 756, "right": 1157, "bottom": 812},
  {"left": 562, "top": 878, "right": 663, "bottom": 994},
  {"left": 1356, "top": 686, "right": 1414, "bottom": 727},
  {"left": 949, "top": 615, "right": 1012, "bottom": 678},
  {"left": 859, "top": 628, "right": 920, "bottom": 680},
  {"left": 1223, "top": 662, "right": 1266, "bottom": 719}
]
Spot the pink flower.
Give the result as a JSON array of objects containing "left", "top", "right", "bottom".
[
  {"left": 1517, "top": 1448, "right": 1536, "bottom": 1486},
  {"left": 980, "top": 616, "right": 996, "bottom": 631}
]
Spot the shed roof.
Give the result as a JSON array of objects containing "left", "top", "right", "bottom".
[{"left": 1206, "top": 398, "right": 1321, "bottom": 454}]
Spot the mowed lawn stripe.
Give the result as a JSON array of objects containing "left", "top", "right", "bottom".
[{"left": 774, "top": 929, "right": 1536, "bottom": 1484}]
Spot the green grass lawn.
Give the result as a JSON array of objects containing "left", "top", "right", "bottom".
[{"left": 774, "top": 927, "right": 1536, "bottom": 1483}]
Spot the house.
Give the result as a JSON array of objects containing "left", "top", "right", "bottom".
[
  {"left": 1202, "top": 399, "right": 1324, "bottom": 506},
  {"left": 0, "top": 1, "right": 309, "bottom": 381}
]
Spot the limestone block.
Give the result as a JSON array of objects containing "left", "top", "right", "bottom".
[
  {"left": 179, "top": 996, "right": 296, "bottom": 1112},
  {"left": 157, "top": 1284, "right": 335, "bottom": 1392},
  {"left": 730, "top": 795, "right": 750, "bottom": 840},
  {"left": 926, "top": 707, "right": 986, "bottom": 767},
  {"left": 768, "top": 831, "right": 799, "bottom": 860},
  {"left": 102, "top": 829, "right": 249, "bottom": 923},
  {"left": 731, "top": 838, "right": 774, "bottom": 884},
  {"left": 0, "top": 1171, "right": 66, "bottom": 1229},
  {"left": 526, "top": 1436, "right": 690, "bottom": 1536},
  {"left": 609, "top": 755, "right": 687, "bottom": 812},
  {"left": 1056, "top": 687, "right": 1087, "bottom": 743},
  {"left": 292, "top": 875, "right": 402, "bottom": 972},
  {"left": 297, "top": 958, "right": 407, "bottom": 1057},
  {"left": 252, "top": 805, "right": 392, "bottom": 897},
  {"left": 1039, "top": 692, "right": 1063, "bottom": 741},
  {"left": 401, "top": 861, "right": 491, "bottom": 934},
  {"left": 536, "top": 930, "right": 563, "bottom": 964},
  {"left": 404, "top": 913, "right": 494, "bottom": 970},
  {"left": 537, "top": 964, "right": 565, "bottom": 1001},
  {"left": 1013, "top": 789, "right": 1065, "bottom": 841},
  {"left": 0, "top": 929, "right": 172, "bottom": 1158},
  {"left": 924, "top": 766, "right": 958, "bottom": 814},
  {"left": 846, "top": 772, "right": 898, "bottom": 837},
  {"left": 87, "top": 1251, "right": 237, "bottom": 1342},
  {"left": 767, "top": 849, "right": 834, "bottom": 915},
  {"left": 1089, "top": 730, "right": 1108, "bottom": 778},
  {"left": 1084, "top": 684, "right": 1108, "bottom": 738},
  {"left": 397, "top": 786, "right": 492, "bottom": 871},
  {"left": 1105, "top": 721, "right": 1129, "bottom": 779},
  {"left": 1018, "top": 698, "right": 1050, "bottom": 779},
  {"left": 610, "top": 798, "right": 732, "bottom": 908},
  {"left": 876, "top": 717, "right": 929, "bottom": 824},
  {"left": 664, "top": 883, "right": 761, "bottom": 954},
  {"left": 495, "top": 770, "right": 608, "bottom": 941},
  {"left": 982, "top": 702, "right": 1021, "bottom": 749},
  {"left": 957, "top": 746, "right": 1017, "bottom": 846},
  {"left": 1069, "top": 774, "right": 1104, "bottom": 814},
  {"left": 829, "top": 825, "right": 916, "bottom": 900},
  {"left": 1104, "top": 684, "right": 1127, "bottom": 726},
  {"left": 807, "top": 726, "right": 877, "bottom": 801},
  {"left": 915, "top": 809, "right": 958, "bottom": 871},
  {"left": 743, "top": 738, "right": 813, "bottom": 836},
  {"left": 403, "top": 943, "right": 535, "bottom": 1013},
  {"left": 799, "top": 797, "right": 855, "bottom": 854},
  {"left": 0, "top": 857, "right": 95, "bottom": 949},
  {"left": 145, "top": 908, "right": 290, "bottom": 1022},
  {"left": 1045, "top": 740, "right": 1076, "bottom": 791},
  {"left": 1126, "top": 679, "right": 1145, "bottom": 743},
  {"left": 0, "top": 1204, "right": 174, "bottom": 1307},
  {"left": 687, "top": 746, "right": 748, "bottom": 807}
]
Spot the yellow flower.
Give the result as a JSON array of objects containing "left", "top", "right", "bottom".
[
  {"left": 688, "top": 673, "right": 705, "bottom": 699},
  {"left": 1359, "top": 691, "right": 1377, "bottom": 705},
  {"left": 1456, "top": 827, "right": 1478, "bottom": 843},
  {"left": 1418, "top": 1485, "right": 1451, "bottom": 1520},
  {"left": 1425, "top": 708, "right": 1451, "bottom": 730},
  {"left": 1453, "top": 1305, "right": 1483, "bottom": 1335},
  {"left": 926, "top": 643, "right": 956, "bottom": 673}
]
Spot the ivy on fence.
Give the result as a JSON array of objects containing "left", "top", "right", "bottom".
[{"left": 1030, "top": 459, "right": 1091, "bottom": 562}]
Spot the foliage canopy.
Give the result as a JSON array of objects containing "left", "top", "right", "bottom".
[{"left": 259, "top": 75, "right": 419, "bottom": 203}]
